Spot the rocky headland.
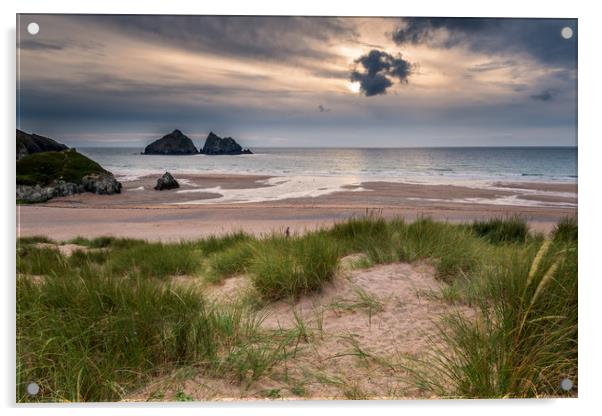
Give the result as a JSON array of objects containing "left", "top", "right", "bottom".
[
  {"left": 16, "top": 130, "right": 121, "bottom": 203},
  {"left": 17, "top": 129, "right": 69, "bottom": 160}
]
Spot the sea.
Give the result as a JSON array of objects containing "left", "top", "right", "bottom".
[{"left": 77, "top": 147, "right": 578, "bottom": 206}]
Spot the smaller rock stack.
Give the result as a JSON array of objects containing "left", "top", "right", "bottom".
[
  {"left": 154, "top": 172, "right": 180, "bottom": 190},
  {"left": 201, "top": 132, "right": 252, "bottom": 155}
]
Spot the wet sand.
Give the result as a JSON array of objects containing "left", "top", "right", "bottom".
[
  {"left": 492, "top": 181, "right": 578, "bottom": 193},
  {"left": 16, "top": 174, "right": 577, "bottom": 241}
]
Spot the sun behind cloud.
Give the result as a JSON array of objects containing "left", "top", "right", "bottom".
[{"left": 347, "top": 81, "right": 361, "bottom": 94}]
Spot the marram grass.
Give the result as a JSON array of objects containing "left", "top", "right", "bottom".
[
  {"left": 405, "top": 233, "right": 577, "bottom": 398},
  {"left": 249, "top": 233, "right": 340, "bottom": 300},
  {"left": 16, "top": 215, "right": 577, "bottom": 401}
]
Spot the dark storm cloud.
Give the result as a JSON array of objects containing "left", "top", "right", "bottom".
[
  {"left": 17, "top": 69, "right": 310, "bottom": 129},
  {"left": 392, "top": 18, "right": 577, "bottom": 67},
  {"left": 530, "top": 90, "right": 554, "bottom": 102},
  {"left": 17, "top": 73, "right": 300, "bottom": 122},
  {"left": 392, "top": 17, "right": 494, "bottom": 45},
  {"left": 350, "top": 49, "right": 413, "bottom": 96},
  {"left": 83, "top": 15, "right": 357, "bottom": 64},
  {"left": 350, "top": 72, "right": 391, "bottom": 97}
]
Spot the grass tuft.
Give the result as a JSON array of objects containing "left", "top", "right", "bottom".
[
  {"left": 107, "top": 242, "right": 202, "bottom": 279},
  {"left": 17, "top": 235, "right": 55, "bottom": 245},
  {"left": 471, "top": 216, "right": 528, "bottom": 244},
  {"left": 250, "top": 234, "right": 340, "bottom": 300},
  {"left": 196, "top": 231, "right": 251, "bottom": 255},
  {"left": 66, "top": 236, "right": 143, "bottom": 249},
  {"left": 17, "top": 246, "right": 69, "bottom": 276},
  {"left": 206, "top": 241, "right": 256, "bottom": 284},
  {"left": 552, "top": 216, "right": 578, "bottom": 243}
]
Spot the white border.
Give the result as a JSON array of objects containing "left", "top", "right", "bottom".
[{"left": 3, "top": 1, "right": 600, "bottom": 415}]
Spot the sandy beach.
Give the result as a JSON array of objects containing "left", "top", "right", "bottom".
[{"left": 17, "top": 173, "right": 577, "bottom": 241}]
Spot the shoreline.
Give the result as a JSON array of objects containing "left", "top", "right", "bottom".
[
  {"left": 37, "top": 173, "right": 578, "bottom": 207},
  {"left": 16, "top": 173, "right": 576, "bottom": 241}
]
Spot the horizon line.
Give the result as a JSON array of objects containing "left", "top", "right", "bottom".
[{"left": 74, "top": 145, "right": 578, "bottom": 149}]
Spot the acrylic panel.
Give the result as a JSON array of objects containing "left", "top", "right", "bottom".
[{"left": 16, "top": 15, "right": 577, "bottom": 402}]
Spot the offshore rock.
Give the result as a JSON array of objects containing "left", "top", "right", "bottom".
[
  {"left": 201, "top": 132, "right": 252, "bottom": 155},
  {"left": 143, "top": 129, "right": 198, "bottom": 155}
]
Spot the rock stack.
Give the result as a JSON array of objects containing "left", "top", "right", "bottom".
[
  {"left": 154, "top": 172, "right": 180, "bottom": 190},
  {"left": 201, "top": 132, "right": 252, "bottom": 155},
  {"left": 143, "top": 129, "right": 198, "bottom": 155}
]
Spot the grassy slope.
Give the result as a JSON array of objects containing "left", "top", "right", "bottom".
[
  {"left": 409, "top": 219, "right": 577, "bottom": 398},
  {"left": 16, "top": 216, "right": 577, "bottom": 401},
  {"left": 16, "top": 150, "right": 109, "bottom": 186}
]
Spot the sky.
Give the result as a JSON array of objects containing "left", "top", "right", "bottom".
[{"left": 16, "top": 15, "right": 577, "bottom": 148}]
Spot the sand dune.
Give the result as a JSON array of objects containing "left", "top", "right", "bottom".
[{"left": 127, "top": 260, "right": 472, "bottom": 401}]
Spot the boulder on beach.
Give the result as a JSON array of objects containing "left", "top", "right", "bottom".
[
  {"left": 16, "top": 129, "right": 69, "bottom": 160},
  {"left": 201, "top": 132, "right": 252, "bottom": 155},
  {"left": 143, "top": 129, "right": 198, "bottom": 155},
  {"left": 16, "top": 184, "right": 56, "bottom": 204},
  {"left": 52, "top": 180, "right": 85, "bottom": 197},
  {"left": 82, "top": 173, "right": 122, "bottom": 195},
  {"left": 154, "top": 172, "right": 180, "bottom": 191},
  {"left": 16, "top": 181, "right": 86, "bottom": 204}
]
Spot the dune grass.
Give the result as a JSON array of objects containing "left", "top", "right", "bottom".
[
  {"left": 67, "top": 236, "right": 142, "bottom": 249},
  {"left": 249, "top": 233, "right": 340, "bottom": 301},
  {"left": 107, "top": 242, "right": 203, "bottom": 279},
  {"left": 17, "top": 245, "right": 69, "bottom": 276},
  {"left": 407, "top": 236, "right": 577, "bottom": 398},
  {"left": 552, "top": 216, "right": 578, "bottom": 243},
  {"left": 470, "top": 216, "right": 529, "bottom": 244},
  {"left": 17, "top": 235, "right": 55, "bottom": 245},
  {"left": 195, "top": 231, "right": 251, "bottom": 255},
  {"left": 328, "top": 216, "right": 484, "bottom": 282},
  {"left": 16, "top": 215, "right": 577, "bottom": 401},
  {"left": 17, "top": 272, "right": 288, "bottom": 402},
  {"left": 206, "top": 240, "right": 256, "bottom": 284},
  {"left": 18, "top": 274, "right": 213, "bottom": 402}
]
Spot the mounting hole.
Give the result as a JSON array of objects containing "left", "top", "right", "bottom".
[
  {"left": 561, "top": 27, "right": 573, "bottom": 40},
  {"left": 560, "top": 378, "right": 573, "bottom": 391},
  {"left": 27, "top": 22, "right": 40, "bottom": 35},
  {"left": 26, "top": 382, "right": 40, "bottom": 396}
]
